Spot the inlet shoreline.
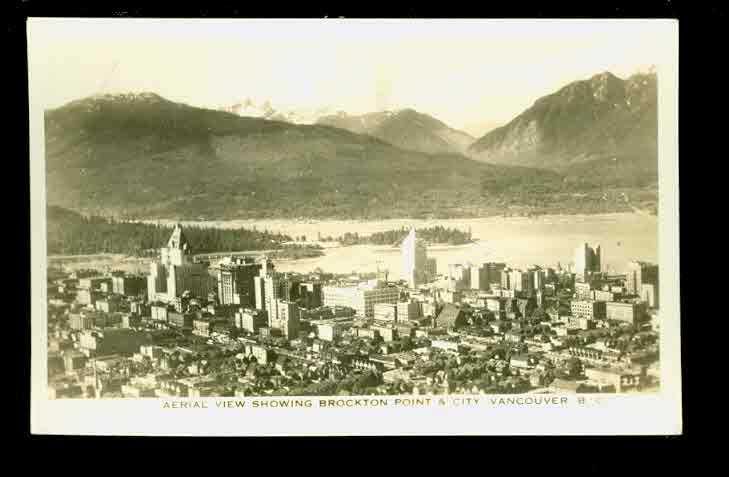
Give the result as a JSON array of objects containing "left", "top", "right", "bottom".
[
  {"left": 136, "top": 211, "right": 656, "bottom": 231},
  {"left": 47, "top": 212, "right": 657, "bottom": 276}
]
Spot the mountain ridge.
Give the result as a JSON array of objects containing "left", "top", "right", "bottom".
[
  {"left": 316, "top": 108, "right": 475, "bottom": 155},
  {"left": 44, "top": 88, "right": 658, "bottom": 221},
  {"left": 467, "top": 71, "right": 657, "bottom": 176},
  {"left": 45, "top": 93, "right": 579, "bottom": 220}
]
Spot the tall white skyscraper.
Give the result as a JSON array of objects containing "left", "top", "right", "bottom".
[{"left": 401, "top": 228, "right": 430, "bottom": 288}]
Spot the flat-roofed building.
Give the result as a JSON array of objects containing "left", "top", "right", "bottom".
[
  {"left": 111, "top": 275, "right": 146, "bottom": 297},
  {"left": 270, "top": 299, "right": 300, "bottom": 339},
  {"left": 234, "top": 308, "right": 267, "bottom": 333},
  {"left": 150, "top": 304, "right": 169, "bottom": 322},
  {"left": 78, "top": 329, "right": 150, "bottom": 356},
  {"left": 69, "top": 313, "right": 94, "bottom": 330},
  {"left": 641, "top": 283, "right": 659, "bottom": 309},
  {"left": 574, "top": 282, "right": 592, "bottom": 300},
  {"left": 217, "top": 257, "right": 262, "bottom": 306},
  {"left": 78, "top": 276, "right": 112, "bottom": 291},
  {"left": 397, "top": 300, "right": 421, "bottom": 322},
  {"left": 322, "top": 281, "right": 399, "bottom": 318},
  {"left": 167, "top": 311, "right": 194, "bottom": 329},
  {"left": 605, "top": 302, "right": 646, "bottom": 325},
  {"left": 435, "top": 304, "right": 467, "bottom": 330},
  {"left": 592, "top": 289, "right": 616, "bottom": 302},
  {"left": 574, "top": 243, "right": 601, "bottom": 281},
  {"left": 570, "top": 300, "right": 606, "bottom": 320},
  {"left": 374, "top": 302, "right": 398, "bottom": 322},
  {"left": 318, "top": 322, "right": 346, "bottom": 342},
  {"left": 625, "top": 261, "right": 658, "bottom": 296},
  {"left": 585, "top": 366, "right": 646, "bottom": 392}
]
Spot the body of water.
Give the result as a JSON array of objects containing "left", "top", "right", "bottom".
[{"left": 144, "top": 213, "right": 657, "bottom": 276}]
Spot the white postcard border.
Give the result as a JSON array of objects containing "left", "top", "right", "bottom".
[{"left": 28, "top": 18, "right": 681, "bottom": 436}]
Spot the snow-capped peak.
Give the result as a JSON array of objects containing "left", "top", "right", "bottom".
[{"left": 221, "top": 99, "right": 334, "bottom": 124}]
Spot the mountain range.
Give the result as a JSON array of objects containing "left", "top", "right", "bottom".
[
  {"left": 221, "top": 98, "right": 334, "bottom": 125},
  {"left": 316, "top": 109, "right": 475, "bottom": 155},
  {"left": 46, "top": 92, "right": 570, "bottom": 220},
  {"left": 44, "top": 70, "right": 658, "bottom": 220}
]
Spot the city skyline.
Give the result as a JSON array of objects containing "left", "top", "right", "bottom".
[{"left": 46, "top": 222, "right": 662, "bottom": 400}]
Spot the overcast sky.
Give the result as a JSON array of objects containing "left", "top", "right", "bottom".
[{"left": 28, "top": 19, "right": 675, "bottom": 137}]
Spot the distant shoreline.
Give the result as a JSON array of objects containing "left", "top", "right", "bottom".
[
  {"left": 136, "top": 211, "right": 656, "bottom": 229},
  {"left": 47, "top": 211, "right": 656, "bottom": 263}
]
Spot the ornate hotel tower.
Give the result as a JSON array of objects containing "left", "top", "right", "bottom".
[{"left": 147, "top": 224, "right": 213, "bottom": 303}]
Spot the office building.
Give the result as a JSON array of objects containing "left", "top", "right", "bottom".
[
  {"left": 641, "top": 283, "right": 659, "bottom": 309},
  {"left": 516, "top": 297, "right": 537, "bottom": 319},
  {"left": 269, "top": 299, "right": 300, "bottom": 338},
  {"left": 234, "top": 308, "right": 268, "bottom": 333},
  {"left": 397, "top": 300, "right": 421, "bottom": 322},
  {"left": 253, "top": 275, "right": 267, "bottom": 311},
  {"left": 76, "top": 288, "right": 99, "bottom": 306},
  {"left": 167, "top": 312, "right": 194, "bottom": 329},
  {"left": 471, "top": 265, "right": 489, "bottom": 291},
  {"left": 531, "top": 267, "right": 546, "bottom": 292},
  {"left": 69, "top": 313, "right": 94, "bottom": 331},
  {"left": 605, "top": 302, "right": 646, "bottom": 325},
  {"left": 435, "top": 304, "right": 467, "bottom": 329},
  {"left": 575, "top": 282, "right": 592, "bottom": 300},
  {"left": 570, "top": 300, "right": 607, "bottom": 320},
  {"left": 278, "top": 275, "right": 301, "bottom": 302},
  {"left": 217, "top": 257, "right": 262, "bottom": 306},
  {"left": 448, "top": 263, "right": 471, "bottom": 290},
  {"left": 374, "top": 303, "right": 398, "bottom": 322},
  {"left": 299, "top": 281, "right": 323, "bottom": 308},
  {"left": 484, "top": 263, "right": 507, "bottom": 287},
  {"left": 111, "top": 275, "right": 146, "bottom": 297},
  {"left": 150, "top": 304, "right": 169, "bottom": 322},
  {"left": 508, "top": 269, "right": 533, "bottom": 294},
  {"left": 78, "top": 329, "right": 150, "bottom": 356},
  {"left": 574, "top": 242, "right": 602, "bottom": 280},
  {"left": 500, "top": 269, "right": 511, "bottom": 290},
  {"left": 626, "top": 261, "right": 659, "bottom": 296},
  {"left": 78, "top": 276, "right": 112, "bottom": 292},
  {"left": 263, "top": 275, "right": 281, "bottom": 313},
  {"left": 322, "top": 281, "right": 399, "bottom": 318},
  {"left": 318, "top": 322, "right": 345, "bottom": 342}
]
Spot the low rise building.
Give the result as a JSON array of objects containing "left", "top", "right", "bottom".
[
  {"left": 168, "top": 311, "right": 194, "bottom": 329},
  {"left": 79, "top": 329, "right": 151, "bottom": 356},
  {"left": 112, "top": 275, "right": 147, "bottom": 297},
  {"left": 373, "top": 302, "right": 398, "bottom": 322},
  {"left": 150, "top": 304, "right": 170, "bottom": 322},
  {"left": 69, "top": 313, "right": 94, "bottom": 330},
  {"left": 322, "top": 281, "right": 399, "bottom": 318},
  {"left": 63, "top": 350, "right": 87, "bottom": 372},
  {"left": 584, "top": 366, "right": 646, "bottom": 392},
  {"left": 234, "top": 308, "right": 268, "bottom": 333},
  {"left": 570, "top": 300, "right": 606, "bottom": 320},
  {"left": 317, "top": 322, "right": 344, "bottom": 342},
  {"left": 605, "top": 302, "right": 646, "bottom": 325}
]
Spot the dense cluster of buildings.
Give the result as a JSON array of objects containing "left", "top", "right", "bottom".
[{"left": 46, "top": 226, "right": 661, "bottom": 399}]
